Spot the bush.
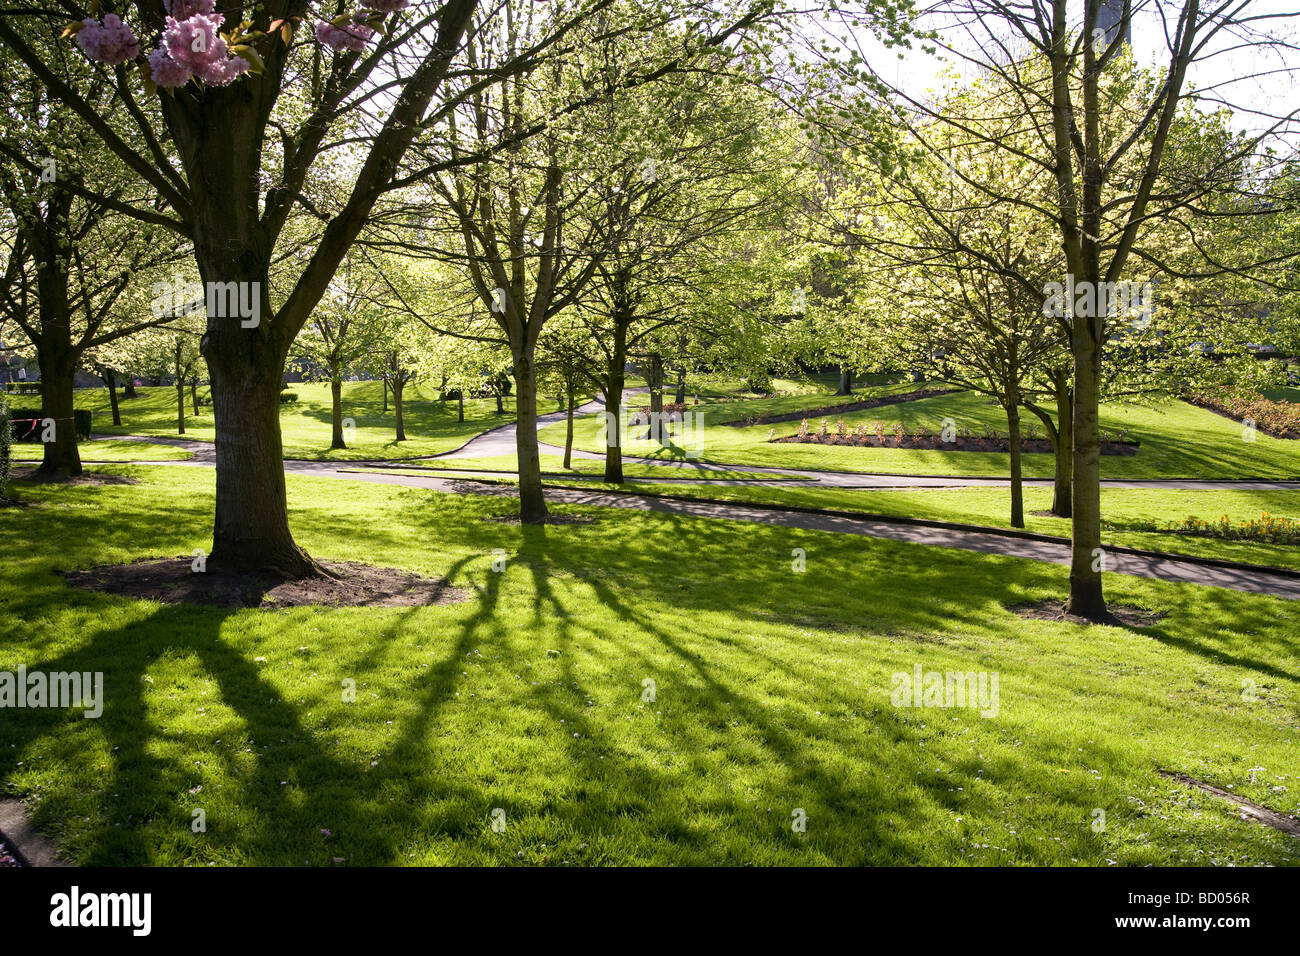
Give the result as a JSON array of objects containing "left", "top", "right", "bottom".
[
  {"left": 6, "top": 408, "right": 92, "bottom": 442},
  {"left": 279, "top": 391, "right": 299, "bottom": 404}
]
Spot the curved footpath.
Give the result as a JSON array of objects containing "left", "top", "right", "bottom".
[{"left": 78, "top": 421, "right": 1300, "bottom": 600}]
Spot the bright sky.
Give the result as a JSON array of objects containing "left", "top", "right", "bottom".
[{"left": 874, "top": 1, "right": 1300, "bottom": 140}]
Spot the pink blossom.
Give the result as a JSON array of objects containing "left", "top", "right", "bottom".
[
  {"left": 147, "top": 47, "right": 192, "bottom": 88},
  {"left": 75, "top": 14, "right": 140, "bottom": 66},
  {"left": 164, "top": 0, "right": 216, "bottom": 18},
  {"left": 315, "top": 20, "right": 373, "bottom": 53},
  {"left": 157, "top": 14, "right": 251, "bottom": 86},
  {"left": 364, "top": 0, "right": 411, "bottom": 12}
]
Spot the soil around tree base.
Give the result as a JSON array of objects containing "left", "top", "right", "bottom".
[
  {"left": 13, "top": 467, "right": 139, "bottom": 486},
  {"left": 62, "top": 558, "right": 469, "bottom": 609},
  {"left": 1008, "top": 599, "right": 1167, "bottom": 628}
]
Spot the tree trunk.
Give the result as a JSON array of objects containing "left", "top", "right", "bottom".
[
  {"left": 1066, "top": 332, "right": 1106, "bottom": 619},
  {"left": 1005, "top": 399, "right": 1023, "bottom": 529},
  {"left": 175, "top": 344, "right": 186, "bottom": 435},
  {"left": 513, "top": 353, "right": 548, "bottom": 523},
  {"left": 191, "top": 379, "right": 200, "bottom": 416},
  {"left": 382, "top": 376, "right": 388, "bottom": 413},
  {"left": 496, "top": 392, "right": 504, "bottom": 415},
  {"left": 458, "top": 393, "right": 464, "bottom": 423},
  {"left": 124, "top": 379, "right": 137, "bottom": 399},
  {"left": 563, "top": 382, "right": 575, "bottom": 470},
  {"left": 330, "top": 373, "right": 345, "bottom": 449},
  {"left": 35, "top": 349, "right": 81, "bottom": 478},
  {"left": 837, "top": 366, "right": 853, "bottom": 395},
  {"left": 603, "top": 325, "right": 628, "bottom": 483},
  {"left": 1051, "top": 373, "right": 1073, "bottom": 518},
  {"left": 104, "top": 367, "right": 121, "bottom": 427},
  {"left": 204, "top": 348, "right": 316, "bottom": 576},
  {"left": 674, "top": 365, "right": 687, "bottom": 404},
  {"left": 393, "top": 379, "right": 406, "bottom": 442}
]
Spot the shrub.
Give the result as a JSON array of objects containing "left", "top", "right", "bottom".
[{"left": 279, "top": 391, "right": 299, "bottom": 404}]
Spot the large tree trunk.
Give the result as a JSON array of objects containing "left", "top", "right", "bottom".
[
  {"left": 393, "top": 379, "right": 406, "bottom": 442},
  {"left": 123, "top": 379, "right": 137, "bottom": 399},
  {"left": 103, "top": 367, "right": 121, "bottom": 427},
  {"left": 513, "top": 353, "right": 548, "bottom": 524},
  {"left": 1066, "top": 331, "right": 1106, "bottom": 619},
  {"left": 673, "top": 365, "right": 687, "bottom": 404},
  {"left": 1005, "top": 398, "right": 1024, "bottom": 529},
  {"left": 836, "top": 366, "right": 853, "bottom": 395},
  {"left": 330, "top": 372, "right": 345, "bottom": 450},
  {"left": 205, "top": 348, "right": 316, "bottom": 576},
  {"left": 35, "top": 347, "right": 81, "bottom": 479},
  {"left": 563, "top": 382, "right": 575, "bottom": 470},
  {"left": 174, "top": 344, "right": 186, "bottom": 436}
]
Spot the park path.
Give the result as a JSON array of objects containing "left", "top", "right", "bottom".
[{"left": 86, "top": 431, "right": 1300, "bottom": 600}]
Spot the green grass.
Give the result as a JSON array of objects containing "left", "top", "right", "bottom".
[
  {"left": 80, "top": 382, "right": 518, "bottom": 460},
  {"left": 1, "top": 466, "right": 1298, "bottom": 865},
  {"left": 543, "top": 389, "right": 1300, "bottom": 480},
  {"left": 536, "top": 481, "right": 1300, "bottom": 572},
  {"left": 9, "top": 439, "right": 192, "bottom": 462}
]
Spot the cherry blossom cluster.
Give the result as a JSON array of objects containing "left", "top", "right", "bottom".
[{"left": 72, "top": 0, "right": 414, "bottom": 85}]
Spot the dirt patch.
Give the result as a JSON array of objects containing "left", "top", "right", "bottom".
[
  {"left": 481, "top": 513, "right": 598, "bottom": 526},
  {"left": 721, "top": 388, "right": 961, "bottom": 427},
  {"left": 1158, "top": 770, "right": 1300, "bottom": 839},
  {"left": 1008, "top": 599, "right": 1167, "bottom": 628},
  {"left": 62, "top": 558, "right": 469, "bottom": 609},
  {"left": 12, "top": 468, "right": 139, "bottom": 486},
  {"left": 1029, "top": 510, "right": 1066, "bottom": 518},
  {"left": 777, "top": 434, "right": 1138, "bottom": 455}
]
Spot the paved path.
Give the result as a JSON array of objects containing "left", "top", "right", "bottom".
[{"left": 87, "top": 432, "right": 1300, "bottom": 600}]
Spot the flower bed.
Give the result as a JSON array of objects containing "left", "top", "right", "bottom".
[
  {"left": 721, "top": 387, "right": 960, "bottom": 427},
  {"left": 775, "top": 419, "right": 1138, "bottom": 455},
  {"left": 1184, "top": 391, "right": 1300, "bottom": 439},
  {"left": 1117, "top": 512, "right": 1300, "bottom": 546}
]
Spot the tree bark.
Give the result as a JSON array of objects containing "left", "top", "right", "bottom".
[
  {"left": 123, "top": 379, "right": 137, "bottom": 399},
  {"left": 563, "top": 382, "right": 575, "bottom": 470},
  {"left": 382, "top": 377, "right": 388, "bottom": 413},
  {"left": 103, "top": 367, "right": 121, "bottom": 427},
  {"left": 1005, "top": 398, "right": 1024, "bottom": 529},
  {"left": 673, "top": 365, "right": 687, "bottom": 404},
  {"left": 330, "top": 372, "right": 345, "bottom": 449},
  {"left": 393, "top": 379, "right": 406, "bottom": 442},
  {"left": 836, "top": 366, "right": 853, "bottom": 395},
  {"left": 458, "top": 393, "right": 464, "bottom": 423},
  {"left": 174, "top": 343, "right": 186, "bottom": 435},
  {"left": 513, "top": 353, "right": 548, "bottom": 523},
  {"left": 191, "top": 378, "right": 200, "bottom": 416},
  {"left": 35, "top": 349, "right": 81, "bottom": 478},
  {"left": 1066, "top": 330, "right": 1106, "bottom": 619},
  {"left": 603, "top": 324, "right": 628, "bottom": 483}
]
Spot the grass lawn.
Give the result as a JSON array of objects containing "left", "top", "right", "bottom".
[
  {"left": 542, "top": 388, "right": 1300, "bottom": 480},
  {"left": 9, "top": 438, "right": 193, "bottom": 462},
  {"left": 79, "top": 381, "right": 519, "bottom": 460},
  {"left": 536, "top": 481, "right": 1300, "bottom": 572},
  {"left": 1, "top": 466, "right": 1297, "bottom": 865}
]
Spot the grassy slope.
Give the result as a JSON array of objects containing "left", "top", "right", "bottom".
[
  {"left": 1, "top": 466, "right": 1297, "bottom": 866},
  {"left": 79, "top": 381, "right": 519, "bottom": 460},
  {"left": 542, "top": 389, "right": 1300, "bottom": 480}
]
